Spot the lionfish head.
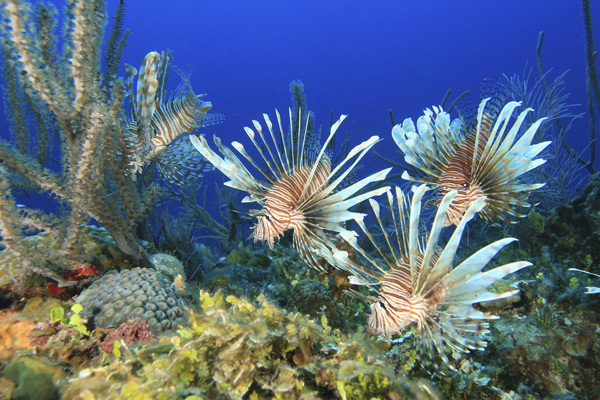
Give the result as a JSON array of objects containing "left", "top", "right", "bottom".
[
  {"left": 248, "top": 207, "right": 287, "bottom": 248},
  {"left": 437, "top": 180, "right": 487, "bottom": 227}
]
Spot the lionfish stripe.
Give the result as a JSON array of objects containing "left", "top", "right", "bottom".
[
  {"left": 136, "top": 52, "right": 161, "bottom": 136},
  {"left": 149, "top": 93, "right": 205, "bottom": 156}
]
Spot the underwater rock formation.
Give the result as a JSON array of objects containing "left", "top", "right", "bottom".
[
  {"left": 288, "top": 279, "right": 346, "bottom": 329},
  {"left": 76, "top": 267, "right": 187, "bottom": 333},
  {"left": 539, "top": 172, "right": 600, "bottom": 268}
]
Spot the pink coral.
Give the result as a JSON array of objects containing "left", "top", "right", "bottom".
[{"left": 100, "top": 317, "right": 156, "bottom": 354}]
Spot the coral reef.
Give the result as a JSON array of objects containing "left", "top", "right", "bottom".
[
  {"left": 0, "top": 225, "right": 130, "bottom": 290},
  {"left": 0, "top": 356, "right": 65, "bottom": 400},
  {"left": 148, "top": 253, "right": 186, "bottom": 281},
  {"left": 288, "top": 279, "right": 346, "bottom": 329},
  {"left": 76, "top": 267, "right": 188, "bottom": 333},
  {"left": 99, "top": 317, "right": 157, "bottom": 355},
  {"left": 0, "top": 0, "right": 155, "bottom": 292},
  {"left": 62, "top": 291, "right": 437, "bottom": 399}
]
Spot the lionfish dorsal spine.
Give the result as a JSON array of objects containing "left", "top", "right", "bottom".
[
  {"left": 470, "top": 97, "right": 490, "bottom": 177},
  {"left": 481, "top": 101, "right": 522, "bottom": 163},
  {"left": 313, "top": 136, "right": 382, "bottom": 205},
  {"left": 189, "top": 135, "right": 261, "bottom": 196},
  {"left": 297, "top": 114, "right": 348, "bottom": 203},
  {"left": 251, "top": 119, "right": 283, "bottom": 178},
  {"left": 511, "top": 117, "right": 549, "bottom": 157},
  {"left": 369, "top": 197, "right": 403, "bottom": 269},
  {"left": 241, "top": 126, "right": 279, "bottom": 183},
  {"left": 262, "top": 113, "right": 289, "bottom": 176},
  {"left": 273, "top": 110, "right": 292, "bottom": 174},
  {"left": 317, "top": 168, "right": 390, "bottom": 212}
]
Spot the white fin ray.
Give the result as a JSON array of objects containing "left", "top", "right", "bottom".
[
  {"left": 309, "top": 136, "right": 382, "bottom": 204},
  {"left": 448, "top": 261, "right": 531, "bottom": 301},
  {"left": 419, "top": 197, "right": 486, "bottom": 295},
  {"left": 316, "top": 168, "right": 391, "bottom": 207},
  {"left": 243, "top": 124, "right": 278, "bottom": 178},
  {"left": 415, "top": 190, "right": 457, "bottom": 293},
  {"left": 274, "top": 110, "right": 292, "bottom": 173},
  {"left": 232, "top": 139, "right": 277, "bottom": 185},
  {"left": 442, "top": 238, "right": 517, "bottom": 288},
  {"left": 190, "top": 135, "right": 263, "bottom": 197},
  {"left": 262, "top": 113, "right": 289, "bottom": 176},
  {"left": 409, "top": 184, "right": 428, "bottom": 287},
  {"left": 297, "top": 114, "right": 347, "bottom": 201}
]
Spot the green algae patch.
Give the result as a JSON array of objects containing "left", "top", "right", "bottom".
[
  {"left": 63, "top": 290, "right": 431, "bottom": 399},
  {"left": 0, "top": 357, "right": 66, "bottom": 400}
]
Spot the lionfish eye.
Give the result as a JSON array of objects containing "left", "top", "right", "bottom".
[{"left": 378, "top": 300, "right": 386, "bottom": 310}]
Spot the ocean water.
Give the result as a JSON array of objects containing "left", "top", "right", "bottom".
[
  {"left": 0, "top": 0, "right": 597, "bottom": 213},
  {"left": 113, "top": 0, "right": 595, "bottom": 169}
]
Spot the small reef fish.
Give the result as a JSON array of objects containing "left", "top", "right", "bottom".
[{"left": 393, "top": 98, "right": 550, "bottom": 227}]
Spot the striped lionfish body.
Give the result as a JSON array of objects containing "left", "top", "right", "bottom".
[
  {"left": 393, "top": 99, "right": 550, "bottom": 227},
  {"left": 125, "top": 51, "right": 223, "bottom": 181},
  {"left": 190, "top": 110, "right": 391, "bottom": 270},
  {"left": 333, "top": 184, "right": 531, "bottom": 364}
]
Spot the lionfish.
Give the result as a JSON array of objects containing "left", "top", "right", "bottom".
[
  {"left": 333, "top": 184, "right": 530, "bottom": 364},
  {"left": 124, "top": 51, "right": 224, "bottom": 183},
  {"left": 393, "top": 98, "right": 551, "bottom": 227},
  {"left": 190, "top": 110, "right": 391, "bottom": 270}
]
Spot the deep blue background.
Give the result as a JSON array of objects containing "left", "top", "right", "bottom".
[
  {"left": 113, "top": 0, "right": 595, "bottom": 170},
  {"left": 1, "top": 0, "right": 599, "bottom": 219}
]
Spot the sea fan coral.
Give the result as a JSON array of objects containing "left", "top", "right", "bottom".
[
  {"left": 191, "top": 110, "right": 390, "bottom": 270},
  {"left": 333, "top": 184, "right": 530, "bottom": 364},
  {"left": 393, "top": 98, "right": 550, "bottom": 226}
]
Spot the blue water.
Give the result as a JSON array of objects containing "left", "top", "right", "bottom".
[
  {"left": 114, "top": 0, "right": 594, "bottom": 168},
  {"left": 0, "top": 0, "right": 598, "bottom": 215}
]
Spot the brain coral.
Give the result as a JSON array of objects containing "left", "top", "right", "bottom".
[{"left": 76, "top": 267, "right": 187, "bottom": 333}]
